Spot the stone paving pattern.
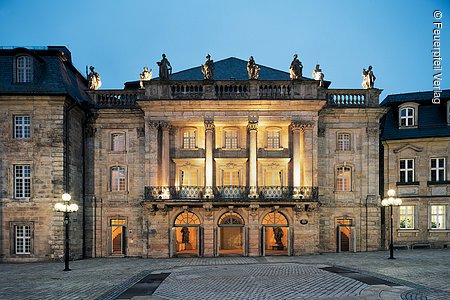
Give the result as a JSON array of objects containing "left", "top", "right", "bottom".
[{"left": 0, "top": 249, "right": 448, "bottom": 300}]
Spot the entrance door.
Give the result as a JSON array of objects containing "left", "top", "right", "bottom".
[
  {"left": 218, "top": 211, "right": 245, "bottom": 256},
  {"left": 261, "top": 211, "right": 289, "bottom": 256},
  {"left": 111, "top": 219, "right": 126, "bottom": 255},
  {"left": 172, "top": 211, "right": 201, "bottom": 257},
  {"left": 337, "top": 218, "right": 355, "bottom": 253}
]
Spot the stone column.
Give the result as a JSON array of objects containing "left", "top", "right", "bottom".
[
  {"left": 160, "top": 121, "right": 171, "bottom": 187},
  {"left": 291, "top": 122, "right": 302, "bottom": 189},
  {"left": 204, "top": 119, "right": 215, "bottom": 198},
  {"left": 248, "top": 118, "right": 258, "bottom": 197},
  {"left": 146, "top": 120, "right": 160, "bottom": 186},
  {"left": 291, "top": 121, "right": 312, "bottom": 198}
]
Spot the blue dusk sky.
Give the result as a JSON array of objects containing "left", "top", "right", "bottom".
[{"left": 0, "top": 0, "right": 449, "bottom": 100}]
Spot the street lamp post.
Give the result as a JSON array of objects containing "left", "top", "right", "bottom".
[
  {"left": 54, "top": 193, "right": 79, "bottom": 271},
  {"left": 381, "top": 189, "right": 402, "bottom": 259}
]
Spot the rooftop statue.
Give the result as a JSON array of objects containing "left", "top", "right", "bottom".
[
  {"left": 86, "top": 65, "right": 101, "bottom": 90},
  {"left": 139, "top": 66, "right": 152, "bottom": 89},
  {"left": 362, "top": 65, "right": 376, "bottom": 89},
  {"left": 247, "top": 56, "right": 260, "bottom": 80},
  {"left": 201, "top": 54, "right": 215, "bottom": 80},
  {"left": 289, "top": 54, "right": 303, "bottom": 80},
  {"left": 157, "top": 54, "right": 172, "bottom": 80},
  {"left": 312, "top": 64, "right": 325, "bottom": 87}
]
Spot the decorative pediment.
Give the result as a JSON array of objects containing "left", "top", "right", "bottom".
[{"left": 393, "top": 144, "right": 423, "bottom": 153}]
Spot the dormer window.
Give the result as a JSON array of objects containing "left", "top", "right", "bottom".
[
  {"left": 16, "top": 56, "right": 33, "bottom": 83},
  {"left": 400, "top": 108, "right": 414, "bottom": 126},
  {"left": 398, "top": 102, "right": 419, "bottom": 128}
]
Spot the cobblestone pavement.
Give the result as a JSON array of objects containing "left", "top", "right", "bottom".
[{"left": 0, "top": 249, "right": 448, "bottom": 300}]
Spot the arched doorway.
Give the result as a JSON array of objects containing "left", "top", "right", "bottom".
[
  {"left": 217, "top": 211, "right": 245, "bottom": 256},
  {"left": 171, "top": 211, "right": 201, "bottom": 257},
  {"left": 262, "top": 211, "right": 289, "bottom": 255}
]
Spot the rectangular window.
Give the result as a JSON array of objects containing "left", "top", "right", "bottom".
[
  {"left": 224, "top": 130, "right": 238, "bottom": 149},
  {"left": 223, "top": 170, "right": 240, "bottom": 186},
  {"left": 111, "top": 133, "right": 125, "bottom": 152},
  {"left": 399, "top": 206, "right": 415, "bottom": 229},
  {"left": 267, "top": 131, "right": 280, "bottom": 149},
  {"left": 182, "top": 130, "right": 196, "bottom": 149},
  {"left": 400, "top": 108, "right": 414, "bottom": 127},
  {"left": 111, "top": 167, "right": 126, "bottom": 191},
  {"left": 399, "top": 159, "right": 414, "bottom": 183},
  {"left": 430, "top": 158, "right": 446, "bottom": 182},
  {"left": 14, "top": 165, "right": 31, "bottom": 199},
  {"left": 15, "top": 225, "right": 31, "bottom": 254},
  {"left": 337, "top": 133, "right": 351, "bottom": 151},
  {"left": 431, "top": 205, "right": 446, "bottom": 229},
  {"left": 336, "top": 166, "right": 351, "bottom": 191},
  {"left": 14, "top": 116, "right": 31, "bottom": 139}
]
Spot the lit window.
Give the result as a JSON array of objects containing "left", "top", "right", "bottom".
[
  {"left": 224, "top": 129, "right": 238, "bottom": 149},
  {"left": 182, "top": 129, "right": 196, "bottom": 149},
  {"left": 16, "top": 56, "right": 33, "bottom": 83},
  {"left": 111, "top": 167, "right": 126, "bottom": 191},
  {"left": 399, "top": 206, "right": 414, "bottom": 229},
  {"left": 181, "top": 170, "right": 198, "bottom": 186},
  {"left": 15, "top": 225, "right": 31, "bottom": 254},
  {"left": 430, "top": 158, "right": 446, "bottom": 182},
  {"left": 14, "top": 165, "right": 31, "bottom": 199},
  {"left": 336, "top": 166, "right": 351, "bottom": 191},
  {"left": 431, "top": 205, "right": 446, "bottom": 229},
  {"left": 223, "top": 170, "right": 240, "bottom": 186},
  {"left": 14, "top": 116, "right": 31, "bottom": 139},
  {"left": 111, "top": 133, "right": 125, "bottom": 151},
  {"left": 400, "top": 108, "right": 415, "bottom": 127},
  {"left": 264, "top": 170, "right": 282, "bottom": 186},
  {"left": 267, "top": 130, "right": 280, "bottom": 149},
  {"left": 399, "top": 159, "right": 414, "bottom": 183},
  {"left": 337, "top": 133, "right": 351, "bottom": 151}
]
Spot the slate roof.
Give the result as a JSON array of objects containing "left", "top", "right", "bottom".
[
  {"left": 124, "top": 57, "right": 317, "bottom": 88},
  {"left": 381, "top": 90, "right": 450, "bottom": 141},
  {"left": 0, "top": 47, "right": 90, "bottom": 103}
]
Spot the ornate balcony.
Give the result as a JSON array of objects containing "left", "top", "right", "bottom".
[{"left": 144, "top": 186, "right": 319, "bottom": 202}]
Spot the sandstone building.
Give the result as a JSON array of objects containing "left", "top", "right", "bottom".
[
  {"left": 2, "top": 46, "right": 434, "bottom": 261},
  {"left": 380, "top": 91, "right": 450, "bottom": 249}
]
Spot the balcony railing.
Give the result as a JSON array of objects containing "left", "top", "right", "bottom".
[{"left": 144, "top": 186, "right": 319, "bottom": 201}]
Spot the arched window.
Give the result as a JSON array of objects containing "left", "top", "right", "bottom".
[
  {"left": 336, "top": 166, "right": 352, "bottom": 191},
  {"left": 262, "top": 211, "right": 288, "bottom": 226},
  {"left": 16, "top": 56, "right": 33, "bottom": 83},
  {"left": 400, "top": 107, "right": 415, "bottom": 127},
  {"left": 174, "top": 211, "right": 200, "bottom": 226},
  {"left": 111, "top": 166, "right": 127, "bottom": 191},
  {"left": 218, "top": 211, "right": 244, "bottom": 225}
]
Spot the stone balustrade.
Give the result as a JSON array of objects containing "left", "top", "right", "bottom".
[
  {"left": 87, "top": 83, "right": 381, "bottom": 108},
  {"left": 87, "top": 90, "right": 142, "bottom": 108},
  {"left": 325, "top": 89, "right": 381, "bottom": 107}
]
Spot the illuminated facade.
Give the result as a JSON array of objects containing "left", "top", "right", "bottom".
[{"left": 1, "top": 47, "right": 386, "bottom": 260}]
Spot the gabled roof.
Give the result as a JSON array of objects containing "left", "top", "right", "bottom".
[
  {"left": 169, "top": 57, "right": 294, "bottom": 81},
  {"left": 124, "top": 57, "right": 318, "bottom": 89},
  {"left": 380, "top": 89, "right": 450, "bottom": 141}
]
